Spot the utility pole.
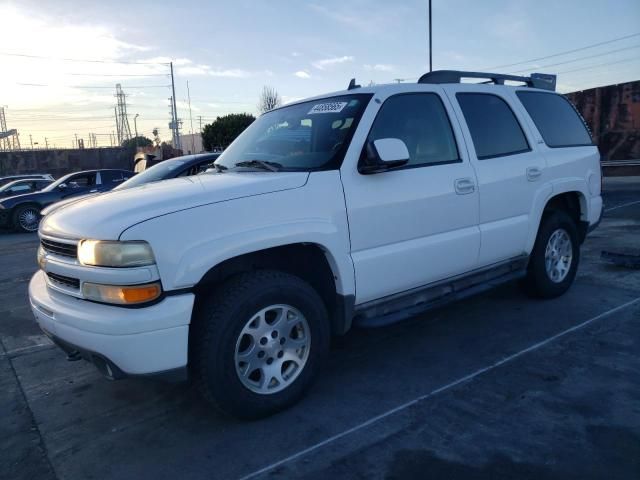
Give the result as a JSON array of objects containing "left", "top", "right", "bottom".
[
  {"left": 428, "top": 0, "right": 433, "bottom": 72},
  {"left": 198, "top": 115, "right": 203, "bottom": 133},
  {"left": 187, "top": 80, "right": 195, "bottom": 153},
  {"left": 45, "top": 137, "right": 48, "bottom": 150},
  {"left": 134, "top": 114, "right": 139, "bottom": 149},
  {"left": 74, "top": 133, "right": 78, "bottom": 149},
  {"left": 29, "top": 134, "right": 33, "bottom": 150},
  {"left": 170, "top": 62, "right": 181, "bottom": 150}
]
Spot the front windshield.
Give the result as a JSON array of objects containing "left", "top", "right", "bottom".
[
  {"left": 214, "top": 94, "right": 372, "bottom": 171},
  {"left": 115, "top": 158, "right": 187, "bottom": 190}
]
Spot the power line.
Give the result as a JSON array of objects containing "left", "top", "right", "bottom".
[
  {"left": 511, "top": 44, "right": 640, "bottom": 74},
  {"left": 556, "top": 56, "right": 639, "bottom": 75},
  {"left": 0, "top": 51, "right": 170, "bottom": 65},
  {"left": 483, "top": 32, "right": 640, "bottom": 70},
  {"left": 66, "top": 73, "right": 169, "bottom": 77},
  {"left": 16, "top": 82, "right": 170, "bottom": 89}
]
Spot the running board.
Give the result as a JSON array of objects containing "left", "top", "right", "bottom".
[{"left": 353, "top": 257, "right": 528, "bottom": 328}]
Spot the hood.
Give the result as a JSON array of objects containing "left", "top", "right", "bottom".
[
  {"left": 0, "top": 190, "right": 54, "bottom": 207},
  {"left": 41, "top": 192, "right": 101, "bottom": 216},
  {"left": 40, "top": 172, "right": 309, "bottom": 239}
]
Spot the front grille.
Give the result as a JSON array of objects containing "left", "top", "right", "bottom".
[
  {"left": 41, "top": 238, "right": 78, "bottom": 259},
  {"left": 47, "top": 272, "right": 80, "bottom": 290}
]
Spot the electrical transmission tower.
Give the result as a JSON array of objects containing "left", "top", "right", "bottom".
[
  {"left": 114, "top": 84, "right": 132, "bottom": 145},
  {"left": 0, "top": 107, "right": 21, "bottom": 151}
]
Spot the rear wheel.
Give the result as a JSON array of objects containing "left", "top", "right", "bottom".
[
  {"left": 190, "top": 270, "right": 330, "bottom": 419},
  {"left": 13, "top": 205, "right": 41, "bottom": 233},
  {"left": 524, "top": 210, "right": 579, "bottom": 298}
]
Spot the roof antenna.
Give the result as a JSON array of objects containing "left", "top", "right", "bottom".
[{"left": 348, "top": 78, "right": 361, "bottom": 90}]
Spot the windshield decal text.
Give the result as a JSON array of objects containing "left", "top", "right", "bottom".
[{"left": 308, "top": 102, "right": 348, "bottom": 114}]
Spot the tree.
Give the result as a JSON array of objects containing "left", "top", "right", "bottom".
[
  {"left": 121, "top": 136, "right": 153, "bottom": 149},
  {"left": 201, "top": 113, "right": 256, "bottom": 151},
  {"left": 258, "top": 86, "right": 281, "bottom": 114}
]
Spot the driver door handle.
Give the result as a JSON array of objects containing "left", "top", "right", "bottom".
[{"left": 454, "top": 178, "right": 476, "bottom": 195}]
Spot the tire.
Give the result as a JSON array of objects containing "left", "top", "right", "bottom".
[
  {"left": 12, "top": 205, "right": 41, "bottom": 233},
  {"left": 524, "top": 210, "right": 579, "bottom": 298},
  {"left": 190, "top": 270, "right": 330, "bottom": 419}
]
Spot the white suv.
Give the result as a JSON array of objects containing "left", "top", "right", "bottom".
[{"left": 29, "top": 70, "right": 602, "bottom": 418}]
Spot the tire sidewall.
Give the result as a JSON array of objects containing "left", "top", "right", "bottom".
[
  {"left": 529, "top": 210, "right": 579, "bottom": 297},
  {"left": 198, "top": 275, "right": 329, "bottom": 418}
]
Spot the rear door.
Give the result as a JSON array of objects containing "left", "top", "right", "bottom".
[
  {"left": 341, "top": 87, "right": 480, "bottom": 304},
  {"left": 97, "top": 170, "right": 125, "bottom": 191},
  {"left": 445, "top": 86, "right": 548, "bottom": 266}
]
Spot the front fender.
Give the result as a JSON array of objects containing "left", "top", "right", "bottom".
[{"left": 119, "top": 171, "right": 354, "bottom": 297}]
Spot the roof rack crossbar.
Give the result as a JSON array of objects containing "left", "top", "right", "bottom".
[{"left": 418, "top": 70, "right": 556, "bottom": 91}]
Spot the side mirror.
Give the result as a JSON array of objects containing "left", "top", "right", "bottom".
[
  {"left": 359, "top": 138, "right": 409, "bottom": 174},
  {"left": 57, "top": 183, "right": 67, "bottom": 189}
]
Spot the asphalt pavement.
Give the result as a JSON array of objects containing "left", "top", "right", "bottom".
[{"left": 1, "top": 177, "right": 639, "bottom": 480}]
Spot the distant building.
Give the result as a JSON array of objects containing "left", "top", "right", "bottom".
[
  {"left": 175, "top": 133, "right": 204, "bottom": 155},
  {"left": 567, "top": 80, "right": 640, "bottom": 161}
]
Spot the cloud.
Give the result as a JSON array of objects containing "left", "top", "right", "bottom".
[
  {"left": 308, "top": 3, "right": 410, "bottom": 34},
  {"left": 294, "top": 71, "right": 311, "bottom": 79},
  {"left": 364, "top": 64, "right": 395, "bottom": 72},
  {"left": 177, "top": 64, "right": 211, "bottom": 76},
  {"left": 208, "top": 69, "right": 252, "bottom": 78},
  {"left": 312, "top": 56, "right": 354, "bottom": 70}
]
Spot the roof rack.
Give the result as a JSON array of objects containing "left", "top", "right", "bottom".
[{"left": 418, "top": 70, "right": 556, "bottom": 91}]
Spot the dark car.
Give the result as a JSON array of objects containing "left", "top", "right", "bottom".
[
  {"left": 0, "top": 178, "right": 53, "bottom": 198},
  {"left": 0, "top": 173, "right": 54, "bottom": 188},
  {"left": 41, "top": 153, "right": 221, "bottom": 218},
  {"left": 0, "top": 169, "right": 134, "bottom": 232}
]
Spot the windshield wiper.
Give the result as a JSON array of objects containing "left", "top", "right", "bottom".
[
  {"left": 233, "top": 160, "right": 282, "bottom": 172},
  {"left": 211, "top": 163, "right": 228, "bottom": 173}
]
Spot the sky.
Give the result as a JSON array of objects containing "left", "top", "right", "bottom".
[{"left": 1, "top": 0, "right": 639, "bottom": 148}]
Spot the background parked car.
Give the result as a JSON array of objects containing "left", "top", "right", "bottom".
[
  {"left": 0, "top": 169, "right": 134, "bottom": 232},
  {"left": 0, "top": 178, "right": 52, "bottom": 198},
  {"left": 0, "top": 173, "right": 54, "bottom": 188},
  {"left": 41, "top": 153, "right": 221, "bottom": 217}
]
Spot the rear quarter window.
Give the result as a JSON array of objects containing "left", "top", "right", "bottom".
[{"left": 516, "top": 91, "right": 593, "bottom": 148}]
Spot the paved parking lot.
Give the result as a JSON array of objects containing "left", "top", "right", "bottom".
[{"left": 2, "top": 178, "right": 639, "bottom": 480}]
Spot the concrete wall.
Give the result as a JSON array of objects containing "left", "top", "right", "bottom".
[{"left": 0, "top": 147, "right": 134, "bottom": 179}]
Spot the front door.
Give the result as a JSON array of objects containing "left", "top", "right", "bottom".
[{"left": 341, "top": 88, "right": 481, "bottom": 304}]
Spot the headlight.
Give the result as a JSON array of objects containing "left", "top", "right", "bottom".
[
  {"left": 82, "top": 281, "right": 162, "bottom": 305},
  {"left": 77, "top": 240, "right": 155, "bottom": 267}
]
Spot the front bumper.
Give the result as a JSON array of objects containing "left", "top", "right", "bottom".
[{"left": 29, "top": 270, "right": 194, "bottom": 376}]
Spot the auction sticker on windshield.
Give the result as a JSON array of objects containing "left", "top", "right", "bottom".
[{"left": 308, "top": 102, "right": 348, "bottom": 114}]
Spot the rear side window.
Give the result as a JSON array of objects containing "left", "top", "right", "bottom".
[
  {"left": 456, "top": 93, "right": 530, "bottom": 160},
  {"left": 366, "top": 93, "right": 459, "bottom": 168},
  {"left": 100, "top": 171, "right": 124, "bottom": 184},
  {"left": 516, "top": 92, "right": 592, "bottom": 147}
]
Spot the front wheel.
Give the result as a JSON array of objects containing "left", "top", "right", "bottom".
[
  {"left": 190, "top": 270, "right": 330, "bottom": 419},
  {"left": 13, "top": 205, "right": 41, "bottom": 233},
  {"left": 524, "top": 210, "right": 579, "bottom": 298}
]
